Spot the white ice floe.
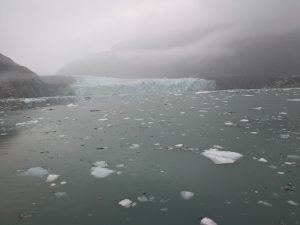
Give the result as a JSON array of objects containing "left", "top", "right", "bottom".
[
  {"left": 16, "top": 120, "right": 39, "bottom": 126},
  {"left": 91, "top": 161, "right": 114, "bottom": 178},
  {"left": 137, "top": 194, "right": 155, "bottom": 202},
  {"left": 287, "top": 155, "right": 299, "bottom": 160},
  {"left": 180, "top": 191, "right": 195, "bottom": 200},
  {"left": 20, "top": 167, "right": 49, "bottom": 177},
  {"left": 287, "top": 200, "right": 298, "bottom": 206},
  {"left": 118, "top": 199, "right": 137, "bottom": 208},
  {"left": 175, "top": 144, "right": 184, "bottom": 148},
  {"left": 46, "top": 174, "right": 60, "bottom": 182},
  {"left": 286, "top": 98, "right": 300, "bottom": 102},
  {"left": 252, "top": 107, "right": 263, "bottom": 110},
  {"left": 224, "top": 121, "right": 234, "bottom": 126},
  {"left": 200, "top": 217, "right": 218, "bottom": 225},
  {"left": 257, "top": 200, "right": 272, "bottom": 207},
  {"left": 60, "top": 181, "right": 67, "bottom": 185},
  {"left": 202, "top": 148, "right": 243, "bottom": 164},
  {"left": 280, "top": 134, "right": 290, "bottom": 139},
  {"left": 116, "top": 164, "right": 124, "bottom": 168},
  {"left": 54, "top": 192, "right": 67, "bottom": 198},
  {"left": 66, "top": 103, "right": 78, "bottom": 107},
  {"left": 258, "top": 158, "right": 268, "bottom": 163},
  {"left": 240, "top": 119, "right": 249, "bottom": 122},
  {"left": 129, "top": 144, "right": 140, "bottom": 149}
]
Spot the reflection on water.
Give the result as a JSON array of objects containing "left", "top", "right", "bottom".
[{"left": 0, "top": 88, "right": 299, "bottom": 225}]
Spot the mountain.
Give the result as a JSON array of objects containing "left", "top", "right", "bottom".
[
  {"left": 0, "top": 53, "right": 74, "bottom": 98},
  {"left": 58, "top": 30, "right": 300, "bottom": 89}
]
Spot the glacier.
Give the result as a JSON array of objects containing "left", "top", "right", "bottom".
[{"left": 72, "top": 76, "right": 216, "bottom": 96}]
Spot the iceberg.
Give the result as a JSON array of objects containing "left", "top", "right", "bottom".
[
  {"left": 180, "top": 191, "right": 195, "bottom": 200},
  {"left": 202, "top": 148, "right": 243, "bottom": 164},
  {"left": 20, "top": 167, "right": 49, "bottom": 177},
  {"left": 91, "top": 161, "right": 114, "bottom": 178}
]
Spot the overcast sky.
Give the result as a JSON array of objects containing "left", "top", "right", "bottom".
[{"left": 0, "top": 0, "right": 299, "bottom": 75}]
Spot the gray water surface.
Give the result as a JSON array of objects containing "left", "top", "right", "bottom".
[{"left": 0, "top": 89, "right": 299, "bottom": 225}]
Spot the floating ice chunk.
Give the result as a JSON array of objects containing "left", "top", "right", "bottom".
[
  {"left": 46, "top": 174, "right": 59, "bottom": 182},
  {"left": 250, "top": 131, "right": 259, "bottom": 135},
  {"left": 280, "top": 134, "right": 290, "bottom": 139},
  {"left": 287, "top": 155, "right": 299, "bottom": 160},
  {"left": 98, "top": 118, "right": 108, "bottom": 121},
  {"left": 54, "top": 192, "right": 67, "bottom": 198},
  {"left": 175, "top": 144, "right": 184, "bottom": 148},
  {"left": 240, "top": 119, "right": 249, "bottom": 122},
  {"left": 202, "top": 148, "right": 243, "bottom": 164},
  {"left": 60, "top": 181, "right": 67, "bottom": 185},
  {"left": 137, "top": 193, "right": 155, "bottom": 202},
  {"left": 116, "top": 164, "right": 124, "bottom": 168},
  {"left": 286, "top": 99, "right": 300, "bottom": 102},
  {"left": 257, "top": 200, "right": 272, "bottom": 207},
  {"left": 16, "top": 120, "right": 39, "bottom": 126},
  {"left": 213, "top": 145, "right": 223, "bottom": 149},
  {"left": 91, "top": 161, "right": 114, "bottom": 178},
  {"left": 129, "top": 144, "right": 140, "bottom": 149},
  {"left": 287, "top": 200, "right": 298, "bottom": 206},
  {"left": 50, "top": 183, "right": 56, "bottom": 187},
  {"left": 277, "top": 172, "right": 285, "bottom": 175},
  {"left": 118, "top": 199, "right": 136, "bottom": 208},
  {"left": 20, "top": 167, "right": 49, "bottom": 177},
  {"left": 180, "top": 191, "right": 195, "bottom": 200},
  {"left": 66, "top": 103, "right": 78, "bottom": 107},
  {"left": 200, "top": 217, "right": 218, "bottom": 225},
  {"left": 93, "top": 161, "right": 108, "bottom": 167},
  {"left": 279, "top": 112, "right": 287, "bottom": 115},
  {"left": 252, "top": 107, "right": 263, "bottom": 110},
  {"left": 160, "top": 208, "right": 168, "bottom": 212},
  {"left": 224, "top": 121, "right": 234, "bottom": 126},
  {"left": 258, "top": 158, "right": 268, "bottom": 163}
]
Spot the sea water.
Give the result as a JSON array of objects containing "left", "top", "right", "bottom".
[{"left": 0, "top": 77, "right": 299, "bottom": 225}]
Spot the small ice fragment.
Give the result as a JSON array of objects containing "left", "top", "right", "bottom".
[
  {"left": 250, "top": 131, "right": 259, "bottom": 135},
  {"left": 258, "top": 158, "right": 268, "bottom": 163},
  {"left": 213, "top": 145, "right": 223, "bottom": 149},
  {"left": 91, "top": 161, "right": 114, "bottom": 178},
  {"left": 287, "top": 200, "right": 298, "bottom": 206},
  {"left": 116, "top": 164, "right": 124, "bottom": 168},
  {"left": 180, "top": 191, "right": 194, "bottom": 200},
  {"left": 98, "top": 118, "right": 108, "bottom": 121},
  {"left": 202, "top": 149, "right": 243, "bottom": 164},
  {"left": 240, "top": 119, "right": 249, "bottom": 122},
  {"left": 277, "top": 172, "right": 285, "bottom": 175},
  {"left": 280, "top": 134, "right": 290, "bottom": 139},
  {"left": 175, "top": 144, "right": 184, "bottom": 148},
  {"left": 137, "top": 193, "right": 154, "bottom": 202},
  {"left": 252, "top": 107, "right": 263, "bottom": 110},
  {"left": 224, "top": 121, "right": 233, "bottom": 126},
  {"left": 60, "top": 181, "right": 67, "bottom": 185},
  {"left": 46, "top": 174, "right": 59, "bottom": 182},
  {"left": 160, "top": 208, "right": 168, "bottom": 212},
  {"left": 286, "top": 99, "right": 300, "bottom": 102},
  {"left": 200, "top": 217, "right": 218, "bottom": 225},
  {"left": 50, "top": 183, "right": 56, "bottom": 187},
  {"left": 66, "top": 103, "right": 78, "bottom": 107},
  {"left": 257, "top": 200, "right": 272, "bottom": 207},
  {"left": 54, "top": 192, "right": 67, "bottom": 198},
  {"left": 20, "top": 167, "right": 49, "bottom": 177},
  {"left": 129, "top": 144, "right": 140, "bottom": 149},
  {"left": 287, "top": 155, "right": 299, "bottom": 160},
  {"left": 118, "top": 199, "right": 136, "bottom": 208},
  {"left": 93, "top": 161, "right": 108, "bottom": 167}
]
